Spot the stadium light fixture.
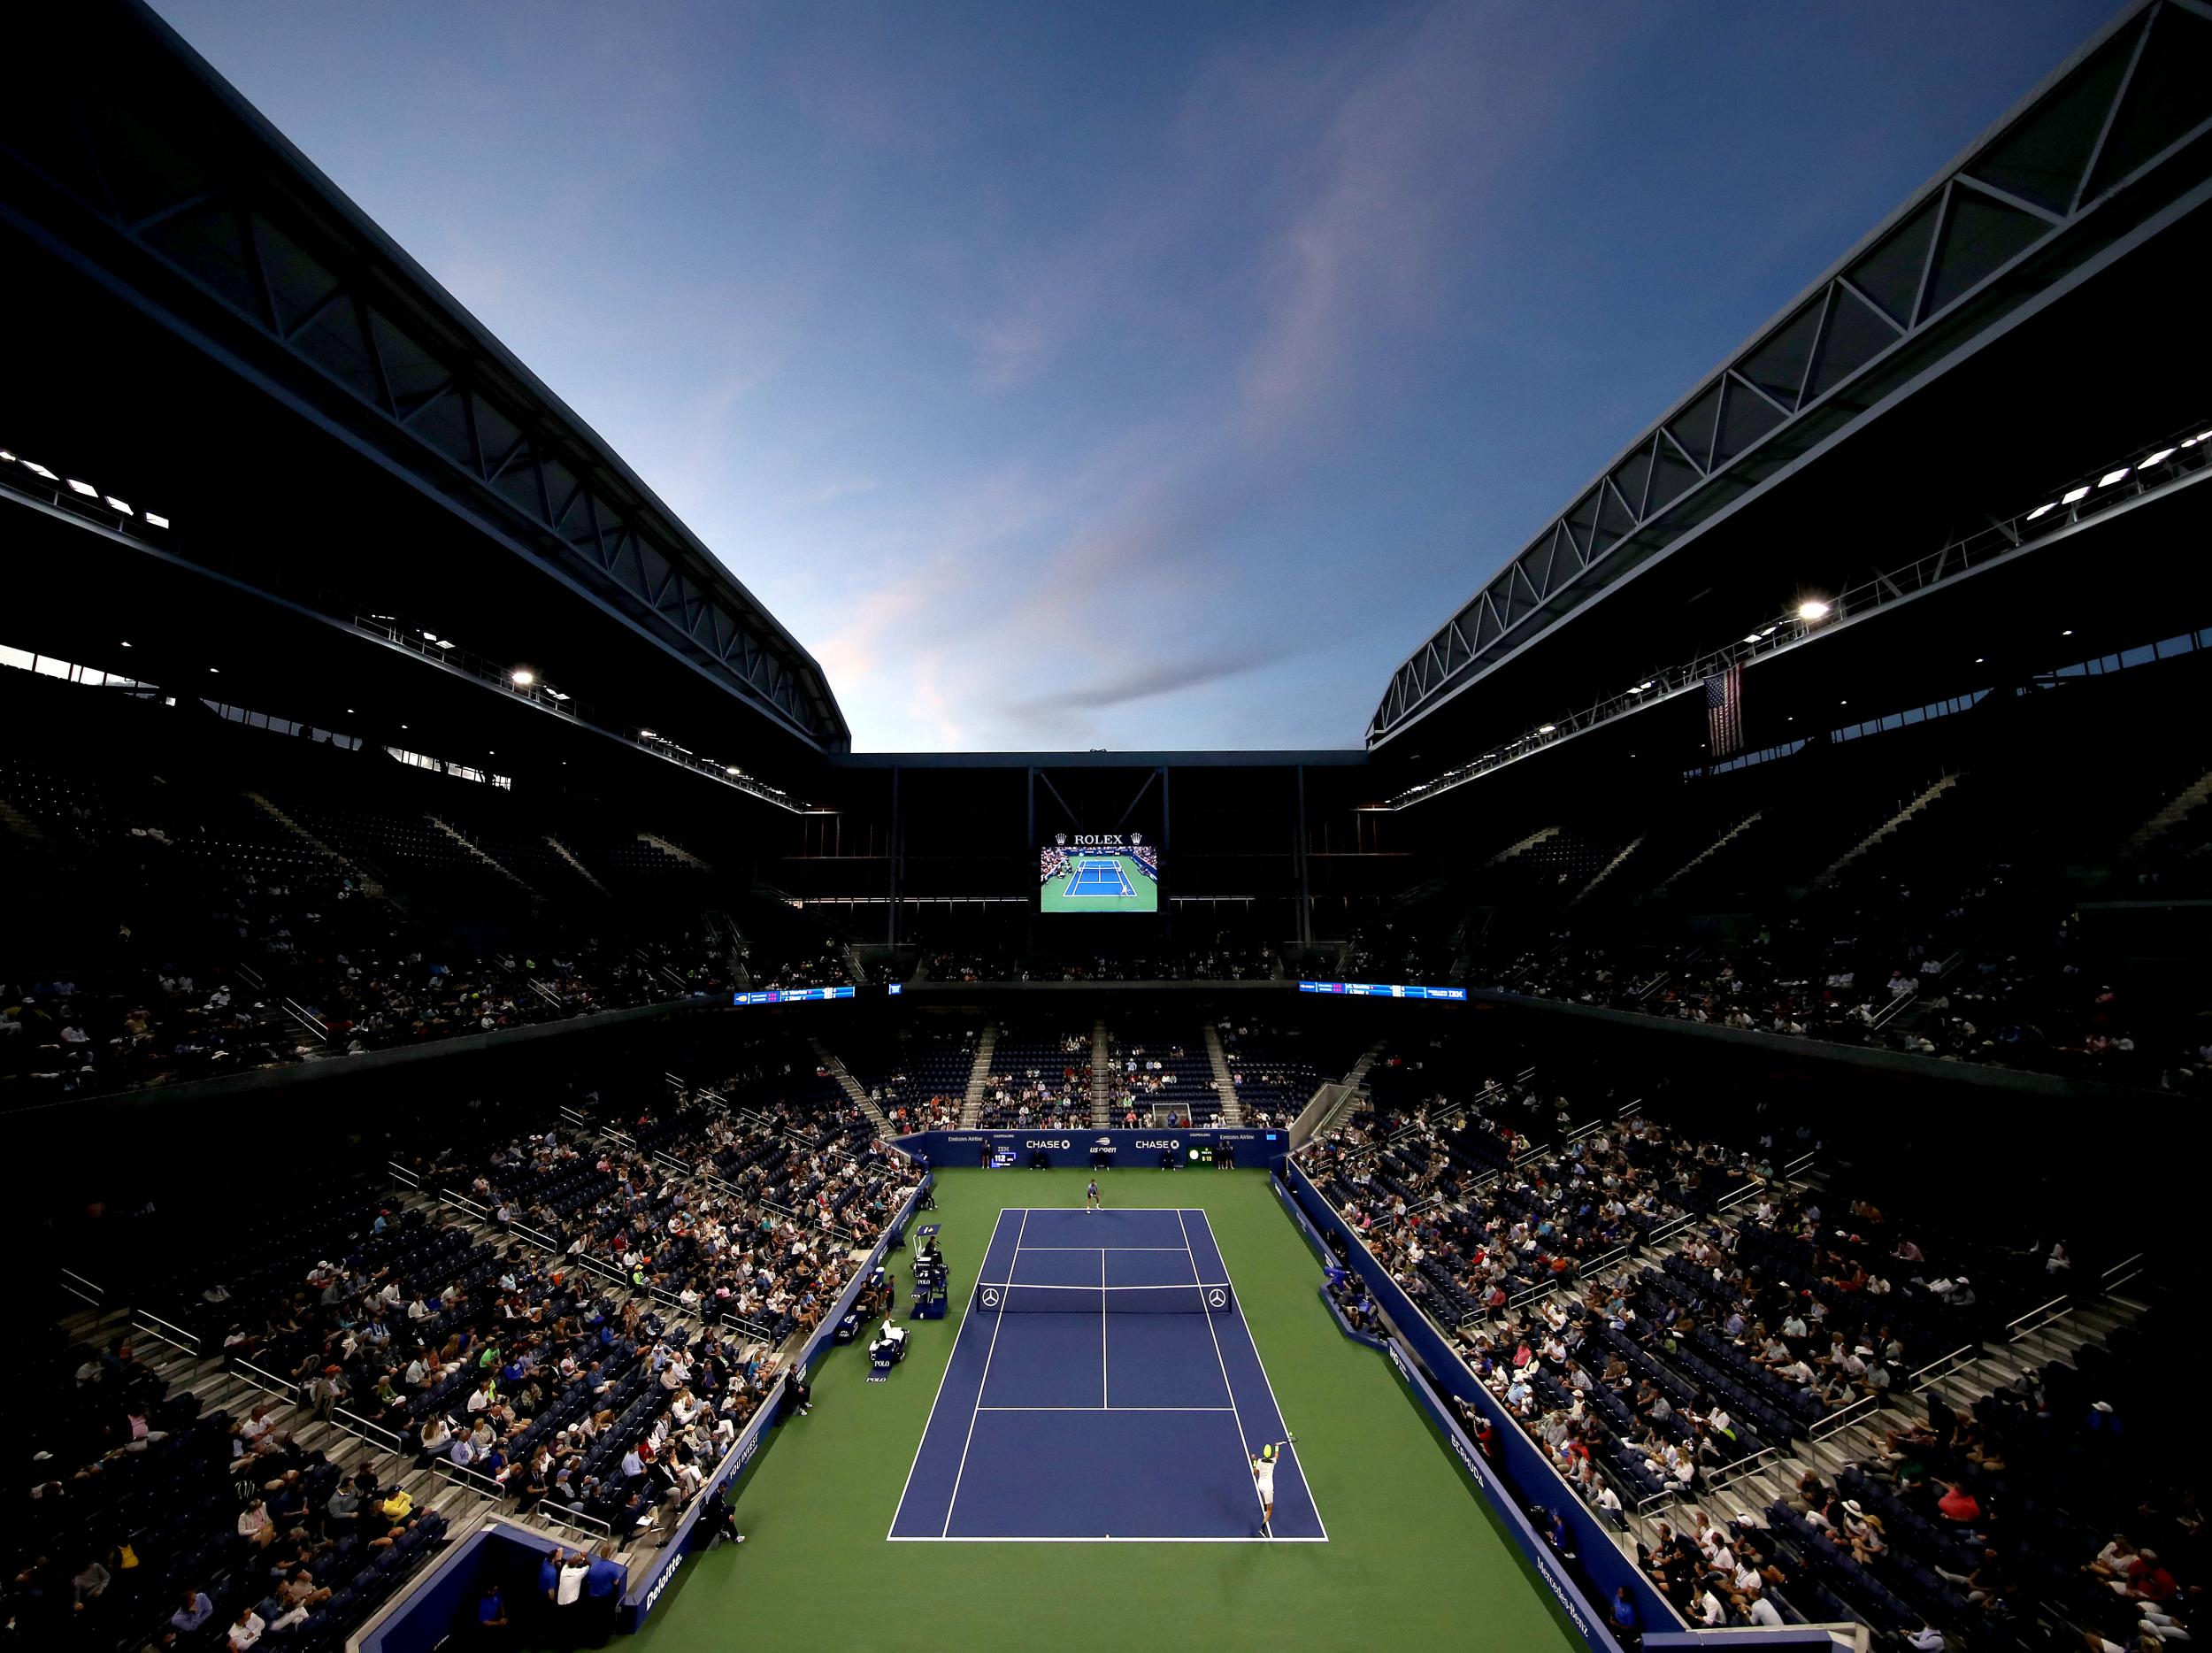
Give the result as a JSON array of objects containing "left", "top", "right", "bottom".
[
  {"left": 104, "top": 496, "right": 130, "bottom": 514},
  {"left": 1539, "top": 724, "right": 1556, "bottom": 734},
  {"left": 0, "top": 450, "right": 14, "bottom": 461},
  {"left": 2025, "top": 503, "right": 2057, "bottom": 519},
  {"left": 1743, "top": 634, "right": 1762, "bottom": 643},
  {"left": 2061, "top": 486, "right": 2090, "bottom": 504},
  {"left": 2141, "top": 448, "right": 2176, "bottom": 468},
  {"left": 2062, "top": 629, "right": 2073, "bottom": 636},
  {"left": 2097, "top": 468, "right": 2130, "bottom": 488},
  {"left": 66, "top": 479, "right": 97, "bottom": 496},
  {"left": 1638, "top": 680, "right": 1654, "bottom": 692},
  {"left": 510, "top": 668, "right": 534, "bottom": 686},
  {"left": 144, "top": 513, "right": 168, "bottom": 527},
  {"left": 726, "top": 765, "right": 741, "bottom": 776},
  {"left": 23, "top": 461, "right": 58, "bottom": 479},
  {"left": 1797, "top": 599, "right": 1831, "bottom": 621}
]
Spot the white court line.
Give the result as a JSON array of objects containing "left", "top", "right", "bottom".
[
  {"left": 886, "top": 1208, "right": 1012, "bottom": 1540},
  {"left": 889, "top": 1534, "right": 1326, "bottom": 1544},
  {"left": 1018, "top": 1246, "right": 1188, "bottom": 1251},
  {"left": 1100, "top": 1245, "right": 1109, "bottom": 1409},
  {"left": 1174, "top": 1207, "right": 1270, "bottom": 1539},
  {"left": 1183, "top": 1207, "right": 1330, "bottom": 1542},
  {"left": 977, "top": 1405, "right": 1234, "bottom": 1413},
  {"left": 941, "top": 1208, "right": 1027, "bottom": 1536}
]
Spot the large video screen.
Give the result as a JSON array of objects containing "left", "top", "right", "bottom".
[{"left": 1039, "top": 834, "right": 1160, "bottom": 914}]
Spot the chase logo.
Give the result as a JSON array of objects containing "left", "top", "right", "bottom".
[
  {"left": 1023, "top": 1139, "right": 1071, "bottom": 1149},
  {"left": 1133, "top": 1139, "right": 1179, "bottom": 1149}
]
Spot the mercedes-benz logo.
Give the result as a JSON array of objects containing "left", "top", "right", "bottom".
[
  {"left": 981, "top": 1288, "right": 1001, "bottom": 1307},
  {"left": 1207, "top": 1288, "right": 1226, "bottom": 1308}
]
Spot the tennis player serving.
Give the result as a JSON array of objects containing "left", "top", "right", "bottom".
[
  {"left": 1085, "top": 1178, "right": 1101, "bottom": 1213},
  {"left": 1251, "top": 1436, "right": 1296, "bottom": 1535}
]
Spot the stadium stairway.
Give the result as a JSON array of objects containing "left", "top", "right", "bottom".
[
  {"left": 959, "top": 1024, "right": 998, "bottom": 1126},
  {"left": 1090, "top": 1020, "right": 1112, "bottom": 1126},
  {"left": 1649, "top": 810, "right": 1764, "bottom": 899},
  {"left": 1484, "top": 824, "right": 1563, "bottom": 868},
  {"left": 242, "top": 788, "right": 382, "bottom": 896},
  {"left": 1569, "top": 834, "right": 1647, "bottom": 907},
  {"left": 1811, "top": 774, "right": 1962, "bottom": 888},
  {"left": 810, "top": 1037, "right": 889, "bottom": 1132},
  {"left": 547, "top": 833, "right": 611, "bottom": 896},
  {"left": 641, "top": 831, "right": 710, "bottom": 870},
  {"left": 2128, "top": 764, "right": 2212, "bottom": 850},
  {"left": 428, "top": 815, "right": 540, "bottom": 898},
  {"left": 1202, "top": 1022, "right": 1242, "bottom": 1124}
]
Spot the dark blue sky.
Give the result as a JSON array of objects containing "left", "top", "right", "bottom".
[{"left": 154, "top": 0, "right": 2115, "bottom": 750}]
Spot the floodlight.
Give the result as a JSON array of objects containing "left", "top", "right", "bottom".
[
  {"left": 1743, "top": 634, "right": 1762, "bottom": 643},
  {"left": 2141, "top": 448, "right": 2176, "bottom": 468},
  {"left": 1797, "top": 599, "right": 1831, "bottom": 621},
  {"left": 0, "top": 450, "right": 14, "bottom": 461},
  {"left": 1539, "top": 724, "right": 1555, "bottom": 734},
  {"left": 2061, "top": 486, "right": 2089, "bottom": 504},
  {"left": 510, "top": 669, "right": 534, "bottom": 686},
  {"left": 2097, "top": 468, "right": 2129, "bottom": 488},
  {"left": 726, "top": 765, "right": 741, "bottom": 776},
  {"left": 24, "top": 462, "right": 58, "bottom": 479},
  {"left": 144, "top": 513, "right": 169, "bottom": 527},
  {"left": 104, "top": 497, "right": 130, "bottom": 514},
  {"left": 66, "top": 479, "right": 97, "bottom": 496},
  {"left": 2025, "top": 503, "right": 2056, "bottom": 520}
]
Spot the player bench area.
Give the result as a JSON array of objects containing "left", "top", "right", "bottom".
[{"left": 888, "top": 1207, "right": 1325, "bottom": 1542}]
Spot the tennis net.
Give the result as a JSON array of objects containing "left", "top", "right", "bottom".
[{"left": 972, "top": 1280, "right": 1234, "bottom": 1316}]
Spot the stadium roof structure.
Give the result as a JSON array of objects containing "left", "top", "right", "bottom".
[
  {"left": 1368, "top": 0, "right": 2212, "bottom": 761},
  {"left": 0, "top": 0, "right": 848, "bottom": 759}
]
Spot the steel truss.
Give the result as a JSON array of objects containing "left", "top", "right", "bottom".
[
  {"left": 1388, "top": 419, "right": 2212, "bottom": 809},
  {"left": 1371, "top": 0, "right": 2212, "bottom": 747},
  {"left": 0, "top": 0, "right": 847, "bottom": 752}
]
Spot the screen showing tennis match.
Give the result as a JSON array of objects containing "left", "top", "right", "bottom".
[{"left": 1038, "top": 833, "right": 1160, "bottom": 914}]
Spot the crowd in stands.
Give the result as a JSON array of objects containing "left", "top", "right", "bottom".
[
  {"left": 1104, "top": 1024, "right": 1216, "bottom": 1125},
  {"left": 975, "top": 1028, "right": 1093, "bottom": 1128},
  {"left": 1295, "top": 1055, "right": 2193, "bottom": 1648},
  {"left": 1, "top": 1057, "right": 926, "bottom": 1651},
  {"left": 1492, "top": 858, "right": 2203, "bottom": 1091}
]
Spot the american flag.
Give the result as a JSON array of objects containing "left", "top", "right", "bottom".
[{"left": 1704, "top": 660, "right": 1743, "bottom": 757}]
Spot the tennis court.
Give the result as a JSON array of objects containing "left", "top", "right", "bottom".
[
  {"left": 889, "top": 1207, "right": 1323, "bottom": 1541},
  {"left": 1040, "top": 851, "right": 1159, "bottom": 913},
  {"left": 631, "top": 1169, "right": 1585, "bottom": 1653}
]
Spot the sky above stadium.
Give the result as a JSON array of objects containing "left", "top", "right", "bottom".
[{"left": 154, "top": 0, "right": 2111, "bottom": 753}]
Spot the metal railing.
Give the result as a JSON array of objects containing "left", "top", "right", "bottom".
[
  {"left": 1907, "top": 1343, "right": 1979, "bottom": 1394},
  {"left": 2101, "top": 1251, "right": 2146, "bottom": 1295},
  {"left": 330, "top": 1407, "right": 404, "bottom": 1454},
  {"left": 58, "top": 1266, "right": 105, "bottom": 1308},
  {"left": 2006, "top": 1294, "right": 2074, "bottom": 1344},
  {"left": 231, "top": 1356, "right": 300, "bottom": 1404},
  {"left": 1809, "top": 1388, "right": 1886, "bottom": 1441},
  {"left": 129, "top": 1308, "right": 203, "bottom": 1357}
]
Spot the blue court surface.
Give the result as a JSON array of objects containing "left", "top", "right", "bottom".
[
  {"left": 888, "top": 1208, "right": 1325, "bottom": 1542},
  {"left": 1064, "top": 857, "right": 1134, "bottom": 897}
]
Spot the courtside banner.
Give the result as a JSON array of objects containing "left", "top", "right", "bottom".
[{"left": 891, "top": 1128, "right": 1286, "bottom": 1169}]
